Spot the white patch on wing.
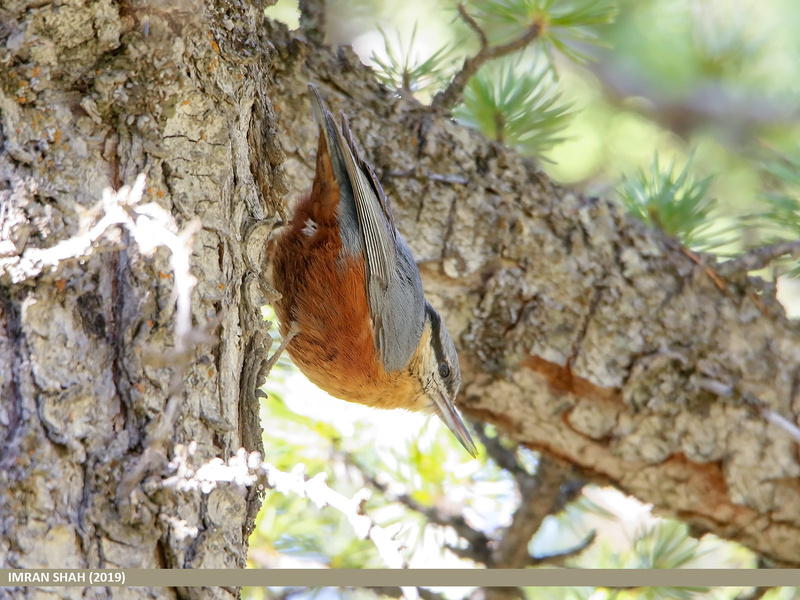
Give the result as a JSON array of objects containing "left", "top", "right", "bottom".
[{"left": 302, "top": 219, "right": 317, "bottom": 237}]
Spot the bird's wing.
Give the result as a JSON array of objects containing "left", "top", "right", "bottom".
[
  {"left": 333, "top": 115, "right": 397, "bottom": 294},
  {"left": 307, "top": 85, "right": 425, "bottom": 372},
  {"left": 334, "top": 115, "right": 426, "bottom": 372}
]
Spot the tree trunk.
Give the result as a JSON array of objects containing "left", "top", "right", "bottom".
[
  {"left": 0, "top": 0, "right": 283, "bottom": 591},
  {"left": 1, "top": 1, "right": 799, "bottom": 590}
]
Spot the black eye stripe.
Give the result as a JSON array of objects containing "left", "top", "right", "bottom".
[
  {"left": 425, "top": 303, "right": 446, "bottom": 362},
  {"left": 426, "top": 302, "right": 458, "bottom": 397}
]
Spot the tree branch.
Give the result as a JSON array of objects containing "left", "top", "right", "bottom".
[
  {"left": 717, "top": 240, "right": 800, "bottom": 277},
  {"left": 431, "top": 4, "right": 541, "bottom": 110},
  {"left": 475, "top": 426, "right": 591, "bottom": 567},
  {"left": 361, "top": 470, "right": 494, "bottom": 565},
  {"left": 384, "top": 169, "right": 469, "bottom": 186},
  {"left": 734, "top": 588, "right": 773, "bottom": 600},
  {"left": 491, "top": 454, "right": 588, "bottom": 568},
  {"left": 270, "top": 65, "right": 800, "bottom": 563}
]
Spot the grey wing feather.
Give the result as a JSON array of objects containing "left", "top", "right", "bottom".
[
  {"left": 333, "top": 115, "right": 426, "bottom": 372},
  {"left": 333, "top": 118, "right": 396, "bottom": 288},
  {"left": 376, "top": 237, "right": 426, "bottom": 371}
]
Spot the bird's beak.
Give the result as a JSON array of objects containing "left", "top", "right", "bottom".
[{"left": 432, "top": 392, "right": 478, "bottom": 457}]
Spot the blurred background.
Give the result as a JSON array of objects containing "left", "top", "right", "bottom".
[{"left": 248, "top": 0, "right": 800, "bottom": 598}]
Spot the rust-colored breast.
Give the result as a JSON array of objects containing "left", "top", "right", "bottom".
[{"left": 272, "top": 135, "right": 420, "bottom": 410}]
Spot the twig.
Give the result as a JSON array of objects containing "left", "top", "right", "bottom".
[
  {"left": 742, "top": 394, "right": 800, "bottom": 444},
  {"left": 474, "top": 424, "right": 529, "bottom": 480},
  {"left": 427, "top": 173, "right": 469, "bottom": 185},
  {"left": 159, "top": 514, "right": 199, "bottom": 542},
  {"left": 458, "top": 4, "right": 489, "bottom": 48},
  {"left": 698, "top": 383, "right": 800, "bottom": 445},
  {"left": 492, "top": 455, "right": 587, "bottom": 568},
  {"left": 269, "top": 464, "right": 410, "bottom": 569},
  {"left": 762, "top": 409, "right": 800, "bottom": 444},
  {"left": 680, "top": 247, "right": 726, "bottom": 291},
  {"left": 469, "top": 589, "right": 525, "bottom": 600},
  {"left": 369, "top": 588, "right": 444, "bottom": 600},
  {"left": 162, "top": 445, "right": 409, "bottom": 569},
  {"left": 432, "top": 4, "right": 541, "bottom": 110},
  {"left": 717, "top": 240, "right": 800, "bottom": 277},
  {"left": 588, "top": 59, "right": 800, "bottom": 138},
  {"left": 530, "top": 529, "right": 596, "bottom": 567},
  {"left": 474, "top": 425, "right": 591, "bottom": 567},
  {"left": 355, "top": 464, "right": 494, "bottom": 565},
  {"left": 256, "top": 321, "right": 300, "bottom": 395}
]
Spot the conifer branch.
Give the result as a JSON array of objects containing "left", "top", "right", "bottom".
[{"left": 432, "top": 3, "right": 541, "bottom": 110}]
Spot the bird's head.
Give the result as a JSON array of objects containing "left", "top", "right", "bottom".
[{"left": 409, "top": 301, "right": 477, "bottom": 457}]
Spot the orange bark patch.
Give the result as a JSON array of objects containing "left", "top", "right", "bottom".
[
  {"left": 521, "top": 355, "right": 623, "bottom": 406},
  {"left": 662, "top": 453, "right": 728, "bottom": 504}
]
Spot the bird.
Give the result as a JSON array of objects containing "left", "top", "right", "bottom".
[{"left": 271, "top": 84, "right": 477, "bottom": 457}]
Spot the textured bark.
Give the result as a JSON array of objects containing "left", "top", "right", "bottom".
[
  {"left": 1, "top": 1, "right": 799, "bottom": 591},
  {"left": 0, "top": 0, "right": 282, "bottom": 594}
]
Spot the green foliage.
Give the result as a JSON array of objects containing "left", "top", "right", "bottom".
[
  {"left": 763, "top": 146, "right": 800, "bottom": 190},
  {"left": 633, "top": 521, "right": 710, "bottom": 569},
  {"left": 752, "top": 147, "right": 800, "bottom": 276},
  {"left": 371, "top": 24, "right": 455, "bottom": 95},
  {"left": 465, "top": 0, "right": 618, "bottom": 63},
  {"left": 618, "top": 522, "right": 712, "bottom": 600},
  {"left": 525, "top": 586, "right": 596, "bottom": 600},
  {"left": 453, "top": 54, "right": 572, "bottom": 156},
  {"left": 249, "top": 394, "right": 387, "bottom": 570},
  {"left": 368, "top": 0, "right": 616, "bottom": 156},
  {"left": 759, "top": 194, "right": 800, "bottom": 243},
  {"left": 690, "top": 6, "right": 763, "bottom": 79},
  {"left": 617, "top": 155, "right": 735, "bottom": 252}
]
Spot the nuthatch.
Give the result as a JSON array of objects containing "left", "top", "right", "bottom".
[{"left": 272, "top": 85, "right": 477, "bottom": 456}]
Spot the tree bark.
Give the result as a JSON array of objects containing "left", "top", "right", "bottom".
[
  {"left": 0, "top": 0, "right": 283, "bottom": 592},
  {"left": 1, "top": 1, "right": 799, "bottom": 590}
]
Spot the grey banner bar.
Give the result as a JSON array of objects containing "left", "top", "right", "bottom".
[{"left": 1, "top": 570, "right": 798, "bottom": 587}]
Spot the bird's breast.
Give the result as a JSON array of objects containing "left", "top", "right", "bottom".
[{"left": 272, "top": 199, "right": 422, "bottom": 410}]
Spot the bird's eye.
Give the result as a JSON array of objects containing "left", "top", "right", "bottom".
[{"left": 438, "top": 362, "right": 450, "bottom": 379}]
